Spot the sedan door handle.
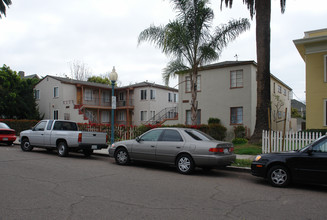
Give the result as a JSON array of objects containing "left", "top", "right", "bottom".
[
  {"left": 151, "top": 145, "right": 155, "bottom": 148},
  {"left": 176, "top": 146, "right": 181, "bottom": 149}
]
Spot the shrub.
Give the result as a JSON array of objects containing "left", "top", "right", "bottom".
[
  {"left": 208, "top": 124, "right": 227, "bottom": 141},
  {"left": 232, "top": 138, "right": 248, "bottom": 145},
  {"left": 234, "top": 126, "right": 246, "bottom": 138},
  {"left": 208, "top": 118, "right": 221, "bottom": 125}
]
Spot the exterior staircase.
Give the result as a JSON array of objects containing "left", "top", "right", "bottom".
[{"left": 144, "top": 107, "right": 178, "bottom": 125}]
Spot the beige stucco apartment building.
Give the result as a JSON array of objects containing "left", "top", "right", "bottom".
[{"left": 177, "top": 61, "right": 292, "bottom": 136}]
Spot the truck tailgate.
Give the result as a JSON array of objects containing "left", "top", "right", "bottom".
[{"left": 80, "top": 132, "right": 107, "bottom": 145}]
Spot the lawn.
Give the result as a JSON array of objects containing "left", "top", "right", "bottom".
[
  {"left": 231, "top": 159, "right": 252, "bottom": 168},
  {"left": 233, "top": 143, "right": 262, "bottom": 155}
]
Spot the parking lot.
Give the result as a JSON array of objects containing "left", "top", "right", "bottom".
[{"left": 1, "top": 144, "right": 326, "bottom": 220}]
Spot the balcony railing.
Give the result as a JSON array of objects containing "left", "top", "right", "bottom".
[{"left": 82, "top": 98, "right": 133, "bottom": 107}]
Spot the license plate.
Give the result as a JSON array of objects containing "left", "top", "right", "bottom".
[
  {"left": 224, "top": 148, "right": 228, "bottom": 153},
  {"left": 91, "top": 145, "right": 98, "bottom": 150},
  {"left": 3, "top": 138, "right": 8, "bottom": 141}
]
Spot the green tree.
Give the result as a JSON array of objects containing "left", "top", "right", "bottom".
[
  {"left": 139, "top": 0, "right": 250, "bottom": 125},
  {"left": 88, "top": 76, "right": 110, "bottom": 84},
  {"left": 220, "top": 0, "right": 286, "bottom": 143},
  {"left": 0, "top": 65, "right": 41, "bottom": 119},
  {"left": 0, "top": 0, "right": 12, "bottom": 18}
]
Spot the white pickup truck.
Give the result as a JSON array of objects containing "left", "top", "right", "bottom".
[{"left": 20, "top": 120, "right": 108, "bottom": 157}]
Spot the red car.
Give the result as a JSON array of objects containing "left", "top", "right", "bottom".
[{"left": 0, "top": 122, "right": 17, "bottom": 146}]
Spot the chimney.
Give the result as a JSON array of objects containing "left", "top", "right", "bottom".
[{"left": 18, "top": 71, "right": 25, "bottom": 78}]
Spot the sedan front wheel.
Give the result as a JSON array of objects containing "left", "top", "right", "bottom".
[
  {"left": 267, "top": 165, "right": 290, "bottom": 187},
  {"left": 115, "top": 148, "right": 130, "bottom": 165}
]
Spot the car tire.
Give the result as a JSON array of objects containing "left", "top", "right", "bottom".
[
  {"left": 57, "top": 141, "right": 68, "bottom": 157},
  {"left": 115, "top": 148, "right": 130, "bottom": 165},
  {"left": 83, "top": 149, "right": 93, "bottom": 157},
  {"left": 21, "top": 138, "right": 33, "bottom": 151},
  {"left": 176, "top": 154, "right": 194, "bottom": 174},
  {"left": 267, "top": 165, "right": 290, "bottom": 187}
]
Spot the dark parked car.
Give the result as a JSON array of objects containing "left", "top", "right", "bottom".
[
  {"left": 251, "top": 135, "right": 327, "bottom": 187},
  {"left": 108, "top": 128, "right": 235, "bottom": 174},
  {"left": 0, "top": 122, "right": 17, "bottom": 146}
]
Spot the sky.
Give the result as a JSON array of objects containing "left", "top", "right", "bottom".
[{"left": 1, "top": 0, "right": 326, "bottom": 102}]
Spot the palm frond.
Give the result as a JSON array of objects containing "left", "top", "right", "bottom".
[
  {"left": 162, "top": 59, "right": 189, "bottom": 86},
  {"left": 0, "top": 0, "right": 12, "bottom": 18}
]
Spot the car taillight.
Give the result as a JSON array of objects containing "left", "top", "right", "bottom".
[
  {"left": 106, "top": 135, "right": 108, "bottom": 143},
  {"left": 209, "top": 147, "right": 224, "bottom": 153},
  {"left": 78, "top": 133, "right": 82, "bottom": 143}
]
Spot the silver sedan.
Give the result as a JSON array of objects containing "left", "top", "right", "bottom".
[{"left": 108, "top": 128, "right": 236, "bottom": 174}]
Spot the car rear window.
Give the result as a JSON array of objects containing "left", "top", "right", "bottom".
[
  {"left": 0, "top": 123, "right": 10, "bottom": 129},
  {"left": 184, "top": 129, "right": 214, "bottom": 141},
  {"left": 53, "top": 121, "right": 78, "bottom": 131}
]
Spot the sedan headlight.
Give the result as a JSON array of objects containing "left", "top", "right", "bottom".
[{"left": 254, "top": 155, "right": 262, "bottom": 161}]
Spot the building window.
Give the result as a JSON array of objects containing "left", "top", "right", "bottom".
[
  {"left": 101, "top": 111, "right": 109, "bottom": 123},
  {"left": 150, "top": 111, "right": 155, "bottom": 120},
  {"left": 64, "top": 113, "right": 70, "bottom": 120},
  {"left": 273, "top": 83, "right": 276, "bottom": 93},
  {"left": 141, "top": 111, "right": 147, "bottom": 121},
  {"left": 231, "top": 107, "right": 243, "bottom": 125},
  {"left": 118, "top": 111, "right": 125, "bottom": 121},
  {"left": 35, "top": 90, "right": 40, "bottom": 100},
  {"left": 185, "top": 76, "right": 201, "bottom": 92},
  {"left": 150, "top": 89, "right": 156, "bottom": 100},
  {"left": 103, "top": 91, "right": 110, "bottom": 103},
  {"left": 324, "top": 55, "right": 327, "bottom": 82},
  {"left": 278, "top": 85, "right": 282, "bottom": 93},
  {"left": 168, "top": 93, "right": 172, "bottom": 102},
  {"left": 141, "top": 90, "right": 147, "bottom": 100},
  {"left": 283, "top": 88, "right": 286, "bottom": 96},
  {"left": 230, "top": 70, "right": 243, "bottom": 88},
  {"left": 85, "top": 89, "right": 93, "bottom": 101},
  {"left": 54, "top": 110, "right": 59, "bottom": 120},
  {"left": 185, "top": 110, "right": 201, "bottom": 125},
  {"left": 174, "top": 93, "right": 178, "bottom": 103},
  {"left": 119, "top": 92, "right": 125, "bottom": 101},
  {"left": 324, "top": 100, "right": 327, "bottom": 126},
  {"left": 53, "top": 87, "right": 59, "bottom": 98}
]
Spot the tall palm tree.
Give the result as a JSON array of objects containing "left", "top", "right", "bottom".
[
  {"left": 138, "top": 0, "right": 250, "bottom": 125},
  {"left": 220, "top": 0, "right": 286, "bottom": 143},
  {"left": 0, "top": 0, "right": 12, "bottom": 18}
]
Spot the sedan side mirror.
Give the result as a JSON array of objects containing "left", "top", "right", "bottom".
[{"left": 136, "top": 136, "right": 141, "bottom": 142}]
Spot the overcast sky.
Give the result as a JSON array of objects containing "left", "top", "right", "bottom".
[{"left": 1, "top": 0, "right": 326, "bottom": 102}]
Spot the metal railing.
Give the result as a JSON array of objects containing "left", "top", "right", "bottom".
[{"left": 145, "top": 107, "right": 178, "bottom": 125}]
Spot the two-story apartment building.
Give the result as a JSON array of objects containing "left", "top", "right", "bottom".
[
  {"left": 177, "top": 61, "right": 292, "bottom": 136},
  {"left": 34, "top": 76, "right": 178, "bottom": 126},
  {"left": 294, "top": 28, "right": 327, "bottom": 129}
]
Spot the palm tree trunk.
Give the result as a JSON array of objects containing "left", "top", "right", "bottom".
[
  {"left": 250, "top": 0, "right": 271, "bottom": 144},
  {"left": 191, "top": 70, "right": 198, "bottom": 125}
]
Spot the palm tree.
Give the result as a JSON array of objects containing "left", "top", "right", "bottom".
[
  {"left": 138, "top": 0, "right": 250, "bottom": 125},
  {"left": 0, "top": 0, "right": 12, "bottom": 18},
  {"left": 220, "top": 0, "right": 286, "bottom": 143}
]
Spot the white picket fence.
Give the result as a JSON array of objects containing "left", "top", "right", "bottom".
[{"left": 262, "top": 130, "right": 326, "bottom": 153}]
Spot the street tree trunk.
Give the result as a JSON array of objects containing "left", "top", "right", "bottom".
[
  {"left": 250, "top": 0, "right": 271, "bottom": 144},
  {"left": 191, "top": 69, "right": 198, "bottom": 125}
]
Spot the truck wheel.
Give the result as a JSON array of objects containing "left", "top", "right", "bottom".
[
  {"left": 83, "top": 149, "right": 93, "bottom": 157},
  {"left": 21, "top": 138, "right": 33, "bottom": 151},
  {"left": 57, "top": 141, "right": 68, "bottom": 157},
  {"left": 115, "top": 148, "right": 130, "bottom": 165}
]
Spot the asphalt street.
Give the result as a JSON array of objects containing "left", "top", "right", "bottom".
[{"left": 0, "top": 144, "right": 326, "bottom": 220}]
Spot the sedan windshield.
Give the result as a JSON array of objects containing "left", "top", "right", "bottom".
[{"left": 184, "top": 129, "right": 214, "bottom": 141}]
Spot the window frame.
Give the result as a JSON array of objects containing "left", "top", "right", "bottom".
[
  {"left": 185, "top": 75, "right": 201, "bottom": 93},
  {"left": 168, "top": 92, "right": 172, "bottom": 102},
  {"left": 230, "top": 70, "right": 243, "bottom": 89},
  {"left": 150, "top": 89, "right": 156, "bottom": 100},
  {"left": 85, "top": 89, "right": 93, "bottom": 101},
  {"left": 53, "top": 110, "right": 59, "bottom": 120},
  {"left": 140, "top": 110, "right": 147, "bottom": 121},
  {"left": 141, "top": 89, "right": 147, "bottom": 100},
  {"left": 53, "top": 87, "right": 59, "bottom": 98},
  {"left": 324, "top": 55, "right": 327, "bottom": 82},
  {"left": 230, "top": 107, "right": 243, "bottom": 125},
  {"left": 324, "top": 99, "right": 327, "bottom": 127},
  {"left": 35, "top": 89, "right": 40, "bottom": 100}
]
